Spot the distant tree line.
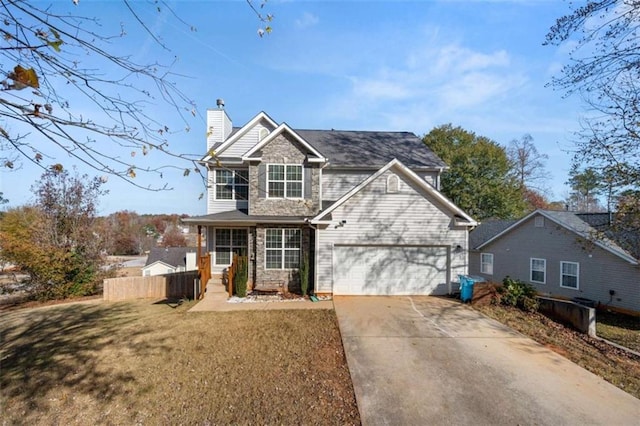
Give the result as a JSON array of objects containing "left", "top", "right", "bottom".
[{"left": 0, "top": 168, "right": 190, "bottom": 301}]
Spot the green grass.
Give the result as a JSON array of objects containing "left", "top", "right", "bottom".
[{"left": 1, "top": 300, "right": 360, "bottom": 425}]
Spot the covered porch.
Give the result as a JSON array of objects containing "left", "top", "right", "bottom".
[{"left": 183, "top": 210, "right": 313, "bottom": 298}]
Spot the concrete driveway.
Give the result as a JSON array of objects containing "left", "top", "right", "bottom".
[{"left": 333, "top": 296, "right": 640, "bottom": 425}]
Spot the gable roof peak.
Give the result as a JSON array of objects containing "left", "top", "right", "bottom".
[
  {"left": 242, "top": 123, "right": 327, "bottom": 162},
  {"left": 312, "top": 158, "right": 476, "bottom": 226}
]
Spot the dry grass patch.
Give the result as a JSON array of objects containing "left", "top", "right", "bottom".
[
  {"left": 1, "top": 300, "right": 360, "bottom": 425},
  {"left": 596, "top": 310, "right": 640, "bottom": 353},
  {"left": 474, "top": 303, "right": 640, "bottom": 400}
]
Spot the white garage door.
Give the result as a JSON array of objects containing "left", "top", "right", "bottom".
[{"left": 333, "top": 246, "right": 449, "bottom": 295}]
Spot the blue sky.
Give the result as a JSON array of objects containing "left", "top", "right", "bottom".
[{"left": 0, "top": 0, "right": 585, "bottom": 215}]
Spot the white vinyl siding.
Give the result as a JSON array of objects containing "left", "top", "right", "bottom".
[
  {"left": 480, "top": 253, "right": 494, "bottom": 275},
  {"left": 322, "top": 169, "right": 440, "bottom": 202},
  {"left": 322, "top": 170, "right": 376, "bottom": 201},
  {"left": 206, "top": 109, "right": 232, "bottom": 150},
  {"left": 223, "top": 122, "right": 276, "bottom": 158},
  {"left": 530, "top": 258, "right": 546, "bottom": 283},
  {"left": 315, "top": 170, "right": 468, "bottom": 295},
  {"left": 560, "top": 261, "right": 579, "bottom": 289}
]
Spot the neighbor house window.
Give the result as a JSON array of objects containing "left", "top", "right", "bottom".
[
  {"left": 560, "top": 261, "right": 579, "bottom": 289},
  {"left": 530, "top": 258, "right": 546, "bottom": 283},
  {"left": 480, "top": 253, "right": 494, "bottom": 275},
  {"left": 265, "top": 228, "right": 301, "bottom": 269},
  {"left": 267, "top": 164, "right": 303, "bottom": 198},
  {"left": 215, "top": 169, "right": 248, "bottom": 200},
  {"left": 215, "top": 229, "right": 247, "bottom": 265}
]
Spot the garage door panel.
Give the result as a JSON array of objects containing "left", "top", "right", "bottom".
[{"left": 333, "top": 246, "right": 448, "bottom": 295}]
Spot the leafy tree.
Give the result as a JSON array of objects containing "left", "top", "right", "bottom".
[
  {"left": 545, "top": 1, "right": 640, "bottom": 187},
  {"left": 566, "top": 167, "right": 604, "bottom": 212},
  {"left": 523, "top": 188, "right": 550, "bottom": 211},
  {"left": 108, "top": 211, "right": 142, "bottom": 255},
  {"left": 0, "top": 207, "right": 59, "bottom": 285},
  {"left": 0, "top": 1, "right": 271, "bottom": 190},
  {"left": 547, "top": 200, "right": 568, "bottom": 211},
  {"left": 612, "top": 190, "right": 640, "bottom": 259},
  {"left": 161, "top": 225, "right": 187, "bottom": 248},
  {"left": 0, "top": 168, "right": 107, "bottom": 300},
  {"left": 423, "top": 124, "right": 525, "bottom": 220}
]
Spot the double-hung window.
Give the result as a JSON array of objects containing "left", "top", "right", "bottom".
[
  {"left": 215, "top": 169, "right": 248, "bottom": 200},
  {"left": 215, "top": 229, "right": 247, "bottom": 265},
  {"left": 530, "top": 258, "right": 546, "bottom": 283},
  {"left": 267, "top": 164, "right": 303, "bottom": 198},
  {"left": 265, "top": 229, "right": 301, "bottom": 269},
  {"left": 560, "top": 261, "right": 579, "bottom": 289},
  {"left": 480, "top": 253, "right": 494, "bottom": 275}
]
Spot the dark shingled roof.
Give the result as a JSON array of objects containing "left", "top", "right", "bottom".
[
  {"left": 294, "top": 129, "right": 446, "bottom": 169},
  {"left": 470, "top": 211, "right": 638, "bottom": 262},
  {"left": 576, "top": 212, "right": 639, "bottom": 260},
  {"left": 145, "top": 247, "right": 199, "bottom": 268},
  {"left": 211, "top": 127, "right": 446, "bottom": 169},
  {"left": 469, "top": 219, "right": 517, "bottom": 249}
]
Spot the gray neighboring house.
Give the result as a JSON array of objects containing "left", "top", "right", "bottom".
[
  {"left": 142, "top": 247, "right": 199, "bottom": 277},
  {"left": 469, "top": 209, "right": 640, "bottom": 314},
  {"left": 184, "top": 107, "right": 477, "bottom": 295}
]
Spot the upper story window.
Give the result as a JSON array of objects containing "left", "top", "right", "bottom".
[
  {"left": 215, "top": 169, "right": 248, "bottom": 200},
  {"left": 258, "top": 128, "right": 269, "bottom": 141},
  {"left": 268, "top": 164, "right": 303, "bottom": 198}
]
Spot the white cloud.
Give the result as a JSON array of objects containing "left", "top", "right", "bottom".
[
  {"left": 332, "top": 41, "right": 526, "bottom": 125},
  {"left": 295, "top": 12, "right": 319, "bottom": 29}
]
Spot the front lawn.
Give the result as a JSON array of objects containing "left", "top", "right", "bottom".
[{"left": 1, "top": 300, "right": 360, "bottom": 424}]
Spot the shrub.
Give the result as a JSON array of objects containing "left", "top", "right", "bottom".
[
  {"left": 234, "top": 256, "right": 248, "bottom": 298},
  {"left": 299, "top": 253, "right": 309, "bottom": 297},
  {"left": 498, "top": 276, "right": 539, "bottom": 312}
]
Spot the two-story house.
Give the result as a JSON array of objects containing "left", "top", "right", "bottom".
[{"left": 184, "top": 103, "right": 477, "bottom": 296}]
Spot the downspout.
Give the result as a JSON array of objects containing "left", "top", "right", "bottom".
[{"left": 305, "top": 218, "right": 319, "bottom": 298}]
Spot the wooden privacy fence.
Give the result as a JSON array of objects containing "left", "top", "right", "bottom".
[{"left": 103, "top": 271, "right": 199, "bottom": 301}]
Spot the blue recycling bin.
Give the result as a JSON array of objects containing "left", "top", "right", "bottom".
[{"left": 459, "top": 275, "right": 475, "bottom": 302}]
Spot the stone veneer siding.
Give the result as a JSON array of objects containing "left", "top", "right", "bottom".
[
  {"left": 248, "top": 133, "right": 321, "bottom": 216},
  {"left": 254, "top": 226, "right": 311, "bottom": 292}
]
